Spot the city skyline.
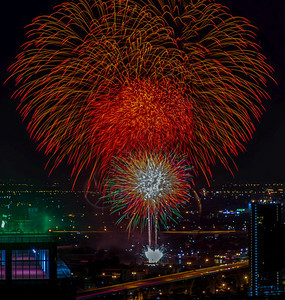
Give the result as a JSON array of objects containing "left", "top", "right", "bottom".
[{"left": 0, "top": 0, "right": 284, "bottom": 188}]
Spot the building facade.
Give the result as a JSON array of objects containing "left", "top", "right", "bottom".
[
  {"left": 0, "top": 233, "right": 57, "bottom": 282},
  {"left": 0, "top": 233, "right": 74, "bottom": 299},
  {"left": 249, "top": 200, "right": 285, "bottom": 297}
]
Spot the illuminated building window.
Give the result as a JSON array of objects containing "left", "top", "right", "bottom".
[
  {"left": 12, "top": 249, "right": 49, "bottom": 280},
  {"left": 0, "top": 250, "right": 5, "bottom": 280}
]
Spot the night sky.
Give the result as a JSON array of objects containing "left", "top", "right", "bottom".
[{"left": 0, "top": 0, "right": 284, "bottom": 187}]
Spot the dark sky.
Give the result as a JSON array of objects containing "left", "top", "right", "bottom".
[{"left": 0, "top": 0, "right": 284, "bottom": 187}]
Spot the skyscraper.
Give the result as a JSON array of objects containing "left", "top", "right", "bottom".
[{"left": 249, "top": 199, "right": 285, "bottom": 297}]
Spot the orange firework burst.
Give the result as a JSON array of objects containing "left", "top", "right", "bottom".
[{"left": 8, "top": 0, "right": 274, "bottom": 189}]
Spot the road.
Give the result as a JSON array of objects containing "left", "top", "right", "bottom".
[
  {"left": 162, "top": 230, "right": 247, "bottom": 235},
  {"left": 54, "top": 230, "right": 247, "bottom": 234},
  {"left": 76, "top": 261, "right": 248, "bottom": 299}
]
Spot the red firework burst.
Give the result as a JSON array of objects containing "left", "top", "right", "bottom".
[{"left": 91, "top": 78, "right": 193, "bottom": 159}]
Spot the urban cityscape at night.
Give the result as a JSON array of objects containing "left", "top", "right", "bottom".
[
  {"left": 1, "top": 0, "right": 285, "bottom": 299},
  {"left": 1, "top": 180, "right": 285, "bottom": 298}
]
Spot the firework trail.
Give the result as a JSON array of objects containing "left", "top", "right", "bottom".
[
  {"left": 105, "top": 151, "right": 192, "bottom": 245},
  {"left": 8, "top": 0, "right": 274, "bottom": 189}
]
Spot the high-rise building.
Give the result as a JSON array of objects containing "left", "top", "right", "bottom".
[{"left": 249, "top": 199, "right": 285, "bottom": 297}]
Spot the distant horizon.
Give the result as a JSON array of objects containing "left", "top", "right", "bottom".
[{"left": 1, "top": 177, "right": 285, "bottom": 187}]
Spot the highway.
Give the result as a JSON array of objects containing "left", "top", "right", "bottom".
[
  {"left": 76, "top": 261, "right": 248, "bottom": 299},
  {"left": 162, "top": 230, "right": 247, "bottom": 235},
  {"left": 54, "top": 230, "right": 247, "bottom": 234}
]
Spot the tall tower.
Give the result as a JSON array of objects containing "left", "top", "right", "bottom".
[{"left": 249, "top": 199, "right": 285, "bottom": 297}]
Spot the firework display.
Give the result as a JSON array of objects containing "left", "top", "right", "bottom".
[
  {"left": 106, "top": 152, "right": 192, "bottom": 234},
  {"left": 8, "top": 0, "right": 273, "bottom": 190},
  {"left": 144, "top": 245, "right": 164, "bottom": 264}
]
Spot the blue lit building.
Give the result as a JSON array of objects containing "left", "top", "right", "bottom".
[{"left": 249, "top": 200, "right": 285, "bottom": 297}]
